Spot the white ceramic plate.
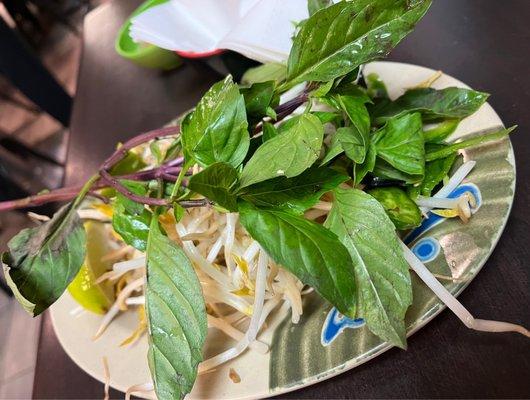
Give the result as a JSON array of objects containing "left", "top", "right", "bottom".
[{"left": 50, "top": 61, "right": 515, "bottom": 400}]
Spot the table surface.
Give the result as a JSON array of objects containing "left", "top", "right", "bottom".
[{"left": 33, "top": 1, "right": 530, "bottom": 398}]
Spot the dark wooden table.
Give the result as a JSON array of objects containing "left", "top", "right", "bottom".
[{"left": 33, "top": 0, "right": 530, "bottom": 398}]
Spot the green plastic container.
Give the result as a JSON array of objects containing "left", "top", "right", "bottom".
[{"left": 115, "top": 0, "right": 182, "bottom": 70}]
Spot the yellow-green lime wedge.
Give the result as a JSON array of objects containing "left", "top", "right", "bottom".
[{"left": 68, "top": 221, "right": 115, "bottom": 314}]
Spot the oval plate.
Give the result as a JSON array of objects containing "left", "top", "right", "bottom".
[{"left": 50, "top": 61, "right": 515, "bottom": 399}]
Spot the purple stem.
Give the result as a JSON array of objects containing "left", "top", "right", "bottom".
[
  {"left": 100, "top": 170, "right": 170, "bottom": 206},
  {"left": 101, "top": 126, "right": 180, "bottom": 171}
]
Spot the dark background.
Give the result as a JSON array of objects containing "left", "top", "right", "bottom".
[{"left": 33, "top": 0, "right": 530, "bottom": 398}]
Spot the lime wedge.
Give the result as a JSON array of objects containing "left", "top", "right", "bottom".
[{"left": 68, "top": 221, "right": 115, "bottom": 314}]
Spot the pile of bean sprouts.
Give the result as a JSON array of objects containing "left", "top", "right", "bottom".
[{"left": 66, "top": 154, "right": 527, "bottom": 400}]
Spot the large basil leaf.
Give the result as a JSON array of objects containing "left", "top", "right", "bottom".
[
  {"left": 188, "top": 162, "right": 239, "bottom": 211},
  {"left": 367, "top": 187, "right": 422, "bottom": 230},
  {"left": 112, "top": 181, "right": 151, "bottom": 251},
  {"left": 371, "top": 87, "right": 489, "bottom": 124},
  {"left": 408, "top": 154, "right": 457, "bottom": 198},
  {"left": 181, "top": 75, "right": 249, "bottom": 168},
  {"left": 240, "top": 167, "right": 348, "bottom": 214},
  {"left": 324, "top": 188, "right": 412, "bottom": 348},
  {"left": 146, "top": 218, "right": 207, "bottom": 400},
  {"left": 239, "top": 202, "right": 356, "bottom": 317},
  {"left": 373, "top": 112, "right": 425, "bottom": 177},
  {"left": 286, "top": 0, "right": 431, "bottom": 84},
  {"left": 240, "top": 114, "right": 324, "bottom": 187},
  {"left": 425, "top": 126, "right": 515, "bottom": 161},
  {"left": 241, "top": 63, "right": 287, "bottom": 85},
  {"left": 2, "top": 202, "right": 86, "bottom": 316}
]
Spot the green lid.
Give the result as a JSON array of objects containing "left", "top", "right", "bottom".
[{"left": 115, "top": 0, "right": 182, "bottom": 70}]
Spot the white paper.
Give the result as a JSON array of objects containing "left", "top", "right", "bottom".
[{"left": 130, "top": 0, "right": 309, "bottom": 63}]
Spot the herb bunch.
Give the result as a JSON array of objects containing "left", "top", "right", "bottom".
[{"left": 0, "top": 1, "right": 521, "bottom": 399}]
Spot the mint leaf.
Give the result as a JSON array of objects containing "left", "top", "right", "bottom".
[
  {"left": 2, "top": 202, "right": 86, "bottom": 316},
  {"left": 372, "top": 159, "right": 422, "bottom": 184},
  {"left": 325, "top": 188, "right": 412, "bottom": 348},
  {"left": 371, "top": 87, "right": 489, "bottom": 124},
  {"left": 240, "top": 167, "right": 348, "bottom": 214},
  {"left": 286, "top": 0, "right": 431, "bottom": 84},
  {"left": 239, "top": 202, "right": 357, "bottom": 317},
  {"left": 240, "top": 114, "right": 324, "bottom": 187},
  {"left": 181, "top": 75, "right": 250, "bottom": 168},
  {"left": 188, "top": 162, "right": 239, "bottom": 211},
  {"left": 146, "top": 218, "right": 207, "bottom": 400},
  {"left": 367, "top": 187, "right": 422, "bottom": 230},
  {"left": 373, "top": 112, "right": 425, "bottom": 177}
]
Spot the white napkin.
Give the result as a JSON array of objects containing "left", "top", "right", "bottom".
[{"left": 130, "top": 0, "right": 308, "bottom": 63}]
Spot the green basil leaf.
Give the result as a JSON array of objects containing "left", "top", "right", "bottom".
[
  {"left": 1, "top": 202, "right": 86, "bottom": 316},
  {"left": 308, "top": 0, "right": 332, "bottom": 16},
  {"left": 425, "top": 126, "right": 516, "bottom": 161},
  {"left": 239, "top": 202, "right": 356, "bottom": 317},
  {"left": 320, "top": 133, "right": 345, "bottom": 166},
  {"left": 354, "top": 142, "right": 377, "bottom": 184},
  {"left": 321, "top": 87, "right": 372, "bottom": 166},
  {"left": 335, "top": 94, "right": 371, "bottom": 135},
  {"left": 286, "top": 0, "right": 431, "bottom": 84},
  {"left": 240, "top": 114, "right": 324, "bottom": 187},
  {"left": 311, "top": 80, "right": 334, "bottom": 98},
  {"left": 146, "top": 218, "right": 207, "bottom": 400},
  {"left": 112, "top": 202, "right": 151, "bottom": 252},
  {"left": 366, "top": 73, "right": 389, "bottom": 99},
  {"left": 372, "top": 158, "right": 422, "bottom": 184},
  {"left": 313, "top": 111, "right": 340, "bottom": 125},
  {"left": 408, "top": 154, "right": 457, "bottom": 198},
  {"left": 262, "top": 121, "right": 278, "bottom": 142},
  {"left": 109, "top": 150, "right": 146, "bottom": 175},
  {"left": 336, "top": 126, "right": 368, "bottom": 164},
  {"left": 150, "top": 141, "right": 164, "bottom": 165},
  {"left": 188, "top": 162, "right": 239, "bottom": 211},
  {"left": 181, "top": 75, "right": 250, "bottom": 168},
  {"left": 163, "top": 139, "right": 182, "bottom": 162},
  {"left": 373, "top": 112, "right": 425, "bottom": 177},
  {"left": 240, "top": 167, "right": 348, "bottom": 214},
  {"left": 371, "top": 87, "right": 489, "bottom": 124},
  {"left": 367, "top": 187, "right": 422, "bottom": 230},
  {"left": 423, "top": 119, "right": 460, "bottom": 143},
  {"left": 324, "top": 188, "right": 412, "bottom": 348},
  {"left": 241, "top": 81, "right": 277, "bottom": 119},
  {"left": 241, "top": 63, "right": 287, "bottom": 85},
  {"left": 116, "top": 180, "right": 149, "bottom": 215}
]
